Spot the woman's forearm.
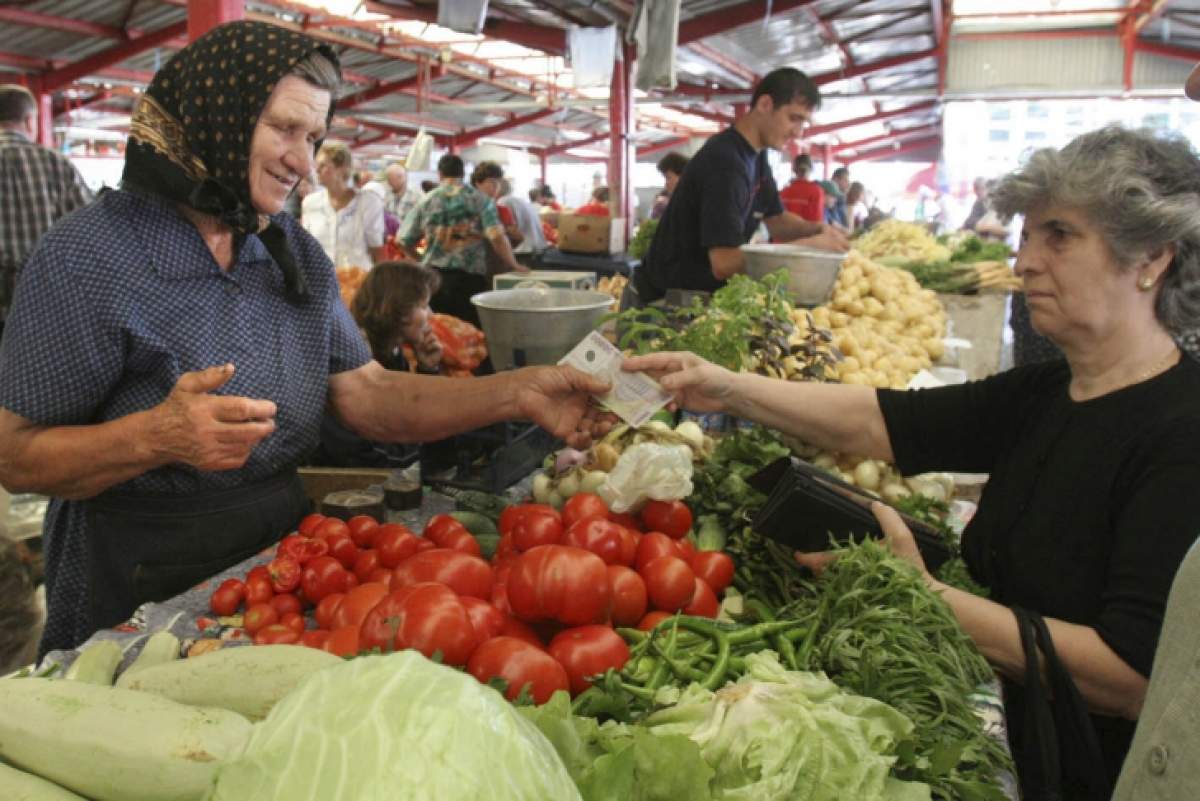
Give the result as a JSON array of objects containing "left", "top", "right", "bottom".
[
  {"left": 724, "top": 371, "right": 894, "bottom": 461},
  {"left": 929, "top": 579, "right": 1148, "bottom": 720},
  {"left": 0, "top": 409, "right": 165, "bottom": 500}
]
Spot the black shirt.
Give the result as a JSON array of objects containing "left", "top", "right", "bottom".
[
  {"left": 878, "top": 357, "right": 1200, "bottom": 790},
  {"left": 636, "top": 127, "right": 784, "bottom": 302}
]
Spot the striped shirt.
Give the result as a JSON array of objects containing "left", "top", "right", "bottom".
[{"left": 0, "top": 129, "right": 92, "bottom": 318}]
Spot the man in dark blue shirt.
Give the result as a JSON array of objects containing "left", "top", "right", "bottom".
[{"left": 633, "top": 68, "right": 847, "bottom": 304}]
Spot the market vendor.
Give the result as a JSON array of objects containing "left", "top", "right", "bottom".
[
  {"left": 629, "top": 68, "right": 849, "bottom": 307},
  {"left": 627, "top": 125, "right": 1200, "bottom": 798},
  {"left": 0, "top": 21, "right": 607, "bottom": 657}
]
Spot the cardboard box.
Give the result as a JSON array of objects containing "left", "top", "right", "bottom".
[
  {"left": 557, "top": 213, "right": 612, "bottom": 254},
  {"left": 493, "top": 270, "right": 597, "bottom": 291}
]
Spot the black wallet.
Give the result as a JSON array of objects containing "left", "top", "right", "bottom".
[{"left": 748, "top": 457, "right": 953, "bottom": 572}]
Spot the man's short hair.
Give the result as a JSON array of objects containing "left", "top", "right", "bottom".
[
  {"left": 437, "top": 153, "right": 464, "bottom": 178},
  {"left": 0, "top": 84, "right": 36, "bottom": 125},
  {"left": 656, "top": 151, "right": 689, "bottom": 178},
  {"left": 592, "top": 186, "right": 609, "bottom": 203},
  {"left": 470, "top": 160, "right": 504, "bottom": 186},
  {"left": 750, "top": 68, "right": 821, "bottom": 112},
  {"left": 832, "top": 166, "right": 850, "bottom": 182},
  {"left": 793, "top": 154, "right": 813, "bottom": 175}
]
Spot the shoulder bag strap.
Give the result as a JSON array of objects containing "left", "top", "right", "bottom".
[{"left": 1013, "top": 605, "right": 1065, "bottom": 801}]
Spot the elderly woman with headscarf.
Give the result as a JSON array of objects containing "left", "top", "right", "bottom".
[
  {"left": 0, "top": 21, "right": 605, "bottom": 657},
  {"left": 626, "top": 126, "right": 1200, "bottom": 799}
]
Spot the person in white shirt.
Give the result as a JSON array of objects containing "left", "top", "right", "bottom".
[
  {"left": 302, "top": 142, "right": 385, "bottom": 268},
  {"left": 497, "top": 178, "right": 546, "bottom": 257},
  {"left": 383, "top": 162, "right": 424, "bottom": 225}
]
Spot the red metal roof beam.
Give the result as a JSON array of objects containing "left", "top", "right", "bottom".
[
  {"left": 543, "top": 133, "right": 609, "bottom": 156},
  {"left": 361, "top": 0, "right": 567, "bottom": 55},
  {"left": 638, "top": 136, "right": 691, "bottom": 158},
  {"left": 678, "top": 1, "right": 818, "bottom": 45},
  {"left": 835, "top": 124, "right": 941, "bottom": 154},
  {"left": 805, "top": 99, "right": 938, "bottom": 136},
  {"left": 844, "top": 135, "right": 942, "bottom": 164},
  {"left": 457, "top": 107, "right": 558, "bottom": 148},
  {"left": 40, "top": 21, "right": 187, "bottom": 92},
  {"left": 0, "top": 8, "right": 127, "bottom": 39},
  {"left": 340, "top": 73, "right": 425, "bottom": 109},
  {"left": 813, "top": 49, "right": 938, "bottom": 87}
]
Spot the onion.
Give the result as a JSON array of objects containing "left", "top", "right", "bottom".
[{"left": 554, "top": 448, "right": 588, "bottom": 476}]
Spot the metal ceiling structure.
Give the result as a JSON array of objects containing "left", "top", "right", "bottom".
[{"left": 0, "top": 0, "right": 1198, "bottom": 171}]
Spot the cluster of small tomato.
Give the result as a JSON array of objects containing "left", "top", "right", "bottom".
[{"left": 207, "top": 493, "right": 736, "bottom": 705}]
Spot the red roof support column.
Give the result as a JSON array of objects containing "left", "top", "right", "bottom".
[
  {"left": 540, "top": 151, "right": 548, "bottom": 187},
  {"left": 821, "top": 141, "right": 832, "bottom": 181},
  {"left": 36, "top": 90, "right": 53, "bottom": 148},
  {"left": 609, "top": 42, "right": 634, "bottom": 241},
  {"left": 188, "top": 0, "right": 244, "bottom": 42}
]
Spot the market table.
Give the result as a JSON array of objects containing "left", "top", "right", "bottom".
[{"left": 46, "top": 480, "right": 1018, "bottom": 800}]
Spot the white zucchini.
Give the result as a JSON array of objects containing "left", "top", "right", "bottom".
[
  {"left": 0, "top": 678, "right": 251, "bottom": 801},
  {"left": 121, "top": 630, "right": 181, "bottom": 678},
  {"left": 63, "top": 640, "right": 122, "bottom": 685},
  {"left": 0, "top": 762, "right": 89, "bottom": 801},
  {"left": 116, "top": 643, "right": 340, "bottom": 721}
]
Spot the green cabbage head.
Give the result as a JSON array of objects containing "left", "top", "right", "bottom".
[{"left": 206, "top": 651, "right": 581, "bottom": 801}]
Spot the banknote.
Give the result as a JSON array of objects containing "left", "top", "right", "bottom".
[{"left": 558, "top": 331, "right": 672, "bottom": 427}]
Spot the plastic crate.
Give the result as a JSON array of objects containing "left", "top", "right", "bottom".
[{"left": 420, "top": 421, "right": 559, "bottom": 494}]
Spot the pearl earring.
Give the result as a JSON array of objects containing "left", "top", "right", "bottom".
[{"left": 1140, "top": 277, "right": 1155, "bottom": 291}]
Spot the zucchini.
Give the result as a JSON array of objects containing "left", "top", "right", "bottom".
[
  {"left": 121, "top": 630, "right": 180, "bottom": 678},
  {"left": 63, "top": 640, "right": 122, "bottom": 685},
  {"left": 0, "top": 677, "right": 251, "bottom": 801},
  {"left": 116, "top": 643, "right": 340, "bottom": 721},
  {"left": 0, "top": 762, "right": 88, "bottom": 801}
]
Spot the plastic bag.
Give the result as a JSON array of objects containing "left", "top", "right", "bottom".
[{"left": 599, "top": 442, "right": 693, "bottom": 513}]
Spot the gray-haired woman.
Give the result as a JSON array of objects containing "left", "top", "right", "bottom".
[
  {"left": 626, "top": 125, "right": 1200, "bottom": 798},
  {"left": 0, "top": 20, "right": 605, "bottom": 658}
]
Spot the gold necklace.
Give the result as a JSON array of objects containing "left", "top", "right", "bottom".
[{"left": 1129, "top": 347, "right": 1180, "bottom": 387}]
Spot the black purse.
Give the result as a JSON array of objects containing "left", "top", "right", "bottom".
[{"left": 1012, "top": 606, "right": 1113, "bottom": 801}]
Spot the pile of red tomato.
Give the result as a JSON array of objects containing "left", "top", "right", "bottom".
[{"left": 207, "top": 493, "right": 735, "bottom": 705}]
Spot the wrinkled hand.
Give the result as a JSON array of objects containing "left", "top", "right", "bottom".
[
  {"left": 795, "top": 502, "right": 929, "bottom": 578},
  {"left": 150, "top": 364, "right": 277, "bottom": 471},
  {"left": 802, "top": 224, "right": 850, "bottom": 253},
  {"left": 622, "top": 351, "right": 735, "bottom": 414},
  {"left": 514, "top": 365, "right": 610, "bottom": 447},
  {"left": 414, "top": 327, "right": 443, "bottom": 370}
]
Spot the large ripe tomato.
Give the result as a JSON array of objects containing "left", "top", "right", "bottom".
[
  {"left": 267, "top": 555, "right": 301, "bottom": 594},
  {"left": 391, "top": 549, "right": 494, "bottom": 600},
  {"left": 499, "top": 616, "right": 544, "bottom": 648},
  {"left": 675, "top": 537, "right": 697, "bottom": 563},
  {"left": 460, "top": 596, "right": 507, "bottom": 642},
  {"left": 367, "top": 567, "right": 394, "bottom": 588},
  {"left": 314, "top": 517, "right": 351, "bottom": 542},
  {"left": 640, "top": 500, "right": 693, "bottom": 540},
  {"left": 635, "top": 532, "right": 684, "bottom": 573},
  {"left": 547, "top": 625, "right": 631, "bottom": 695},
  {"left": 254, "top": 623, "right": 300, "bottom": 645},
  {"left": 375, "top": 523, "right": 422, "bottom": 568},
  {"left": 277, "top": 534, "right": 329, "bottom": 566},
  {"left": 467, "top": 637, "right": 569, "bottom": 705},
  {"left": 324, "top": 625, "right": 361, "bottom": 657},
  {"left": 616, "top": 526, "right": 641, "bottom": 567},
  {"left": 346, "top": 515, "right": 380, "bottom": 548},
  {"left": 609, "top": 511, "right": 643, "bottom": 532},
  {"left": 324, "top": 532, "right": 360, "bottom": 570},
  {"left": 562, "top": 516, "right": 628, "bottom": 565},
  {"left": 423, "top": 514, "right": 468, "bottom": 545},
  {"left": 637, "top": 610, "right": 673, "bottom": 631},
  {"left": 691, "top": 551, "right": 735, "bottom": 594},
  {"left": 499, "top": 504, "right": 559, "bottom": 537},
  {"left": 297, "top": 513, "right": 325, "bottom": 537},
  {"left": 358, "top": 583, "right": 479, "bottom": 666},
  {"left": 279, "top": 611, "right": 306, "bottom": 635},
  {"left": 314, "top": 592, "right": 345, "bottom": 630},
  {"left": 561, "top": 493, "right": 608, "bottom": 529},
  {"left": 209, "top": 585, "right": 242, "bottom": 617},
  {"left": 301, "top": 556, "right": 349, "bottom": 604},
  {"left": 270, "top": 593, "right": 302, "bottom": 617},
  {"left": 243, "top": 602, "right": 278, "bottom": 635},
  {"left": 641, "top": 556, "right": 696, "bottom": 612},
  {"left": 682, "top": 578, "right": 719, "bottom": 618},
  {"left": 300, "top": 629, "right": 330, "bottom": 650},
  {"left": 244, "top": 574, "right": 274, "bottom": 606},
  {"left": 332, "top": 582, "right": 390, "bottom": 631},
  {"left": 606, "top": 565, "right": 648, "bottom": 627},
  {"left": 511, "top": 509, "right": 564, "bottom": 553},
  {"left": 506, "top": 545, "right": 612, "bottom": 626},
  {"left": 353, "top": 549, "right": 382, "bottom": 582}
]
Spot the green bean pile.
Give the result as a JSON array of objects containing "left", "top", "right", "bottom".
[{"left": 779, "top": 539, "right": 1012, "bottom": 801}]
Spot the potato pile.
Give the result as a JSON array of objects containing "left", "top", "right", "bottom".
[
  {"left": 801, "top": 250, "right": 947, "bottom": 390},
  {"left": 853, "top": 219, "right": 951, "bottom": 264}
]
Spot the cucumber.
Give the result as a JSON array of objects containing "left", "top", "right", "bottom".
[
  {"left": 121, "top": 630, "right": 180, "bottom": 678},
  {"left": 116, "top": 643, "right": 340, "bottom": 721},
  {"left": 448, "top": 510, "right": 499, "bottom": 538},
  {"left": 63, "top": 640, "right": 122, "bottom": 685},
  {"left": 0, "top": 678, "right": 251, "bottom": 801},
  {"left": 450, "top": 489, "right": 510, "bottom": 521},
  {"left": 0, "top": 762, "right": 89, "bottom": 801}
]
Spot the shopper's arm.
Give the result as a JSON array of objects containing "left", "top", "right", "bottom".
[
  {"left": 765, "top": 212, "right": 851, "bottom": 252},
  {"left": 327, "top": 360, "right": 608, "bottom": 445},
  {"left": 623, "top": 351, "right": 893, "bottom": 460},
  {"left": 708, "top": 246, "right": 745, "bottom": 281},
  {"left": 856, "top": 504, "right": 1148, "bottom": 720},
  {"left": 0, "top": 364, "right": 277, "bottom": 500},
  {"left": 487, "top": 230, "right": 529, "bottom": 274}
]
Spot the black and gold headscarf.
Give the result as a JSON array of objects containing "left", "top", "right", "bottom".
[{"left": 122, "top": 20, "right": 339, "bottom": 302}]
